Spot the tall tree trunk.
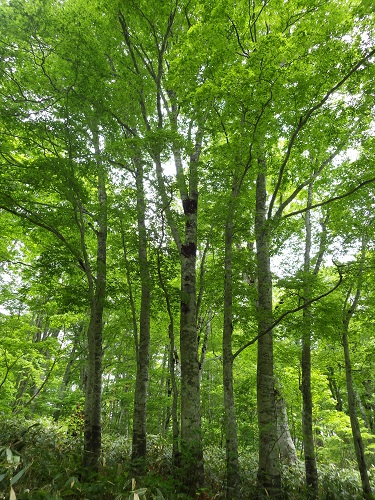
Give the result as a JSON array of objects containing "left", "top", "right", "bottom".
[
  {"left": 179, "top": 190, "right": 204, "bottom": 493},
  {"left": 223, "top": 181, "right": 240, "bottom": 497},
  {"left": 120, "top": 11, "right": 204, "bottom": 488},
  {"left": 255, "top": 169, "right": 281, "bottom": 497},
  {"left": 363, "top": 380, "right": 375, "bottom": 433},
  {"left": 84, "top": 297, "right": 104, "bottom": 470},
  {"left": 342, "top": 239, "right": 372, "bottom": 499},
  {"left": 83, "top": 124, "right": 107, "bottom": 471},
  {"left": 153, "top": 118, "right": 204, "bottom": 492},
  {"left": 301, "top": 184, "right": 318, "bottom": 498},
  {"left": 131, "top": 159, "right": 151, "bottom": 466}
]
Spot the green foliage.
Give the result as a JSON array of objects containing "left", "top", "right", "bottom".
[
  {"left": 0, "top": 445, "right": 31, "bottom": 500},
  {"left": 1, "top": 0, "right": 375, "bottom": 497},
  {"left": 318, "top": 464, "right": 363, "bottom": 499}
]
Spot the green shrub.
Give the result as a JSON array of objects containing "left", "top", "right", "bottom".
[{"left": 318, "top": 464, "right": 363, "bottom": 499}]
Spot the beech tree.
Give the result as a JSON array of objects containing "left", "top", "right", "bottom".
[{"left": 1, "top": 0, "right": 375, "bottom": 498}]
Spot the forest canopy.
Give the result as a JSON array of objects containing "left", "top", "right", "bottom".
[{"left": 0, "top": 0, "right": 375, "bottom": 498}]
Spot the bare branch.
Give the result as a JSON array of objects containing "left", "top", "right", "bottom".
[
  {"left": 313, "top": 213, "right": 329, "bottom": 275},
  {"left": 118, "top": 10, "right": 151, "bottom": 130},
  {"left": 196, "top": 236, "right": 210, "bottom": 320}
]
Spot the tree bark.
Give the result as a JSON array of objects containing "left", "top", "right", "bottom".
[
  {"left": 131, "top": 158, "right": 151, "bottom": 467},
  {"left": 343, "top": 316, "right": 372, "bottom": 499},
  {"left": 255, "top": 169, "right": 281, "bottom": 497},
  {"left": 179, "top": 189, "right": 204, "bottom": 493},
  {"left": 119, "top": 8, "right": 203, "bottom": 490},
  {"left": 153, "top": 121, "right": 204, "bottom": 492}
]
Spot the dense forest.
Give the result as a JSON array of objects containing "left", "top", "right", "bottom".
[{"left": 1, "top": 0, "right": 375, "bottom": 498}]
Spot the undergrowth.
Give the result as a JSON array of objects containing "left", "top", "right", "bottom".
[{"left": 0, "top": 417, "right": 368, "bottom": 499}]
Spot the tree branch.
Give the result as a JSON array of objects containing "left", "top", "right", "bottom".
[
  {"left": 0, "top": 351, "right": 24, "bottom": 391},
  {"left": 283, "top": 175, "right": 375, "bottom": 219},
  {"left": 233, "top": 264, "right": 344, "bottom": 359},
  {"left": 13, "top": 358, "right": 57, "bottom": 414},
  {"left": 273, "top": 149, "right": 340, "bottom": 219},
  {"left": 268, "top": 45, "right": 375, "bottom": 218},
  {"left": 0, "top": 195, "right": 86, "bottom": 271}
]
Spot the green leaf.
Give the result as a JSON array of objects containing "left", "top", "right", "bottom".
[
  {"left": 10, "top": 463, "right": 31, "bottom": 486},
  {"left": 134, "top": 488, "right": 147, "bottom": 496},
  {"left": 154, "top": 489, "right": 166, "bottom": 499}
]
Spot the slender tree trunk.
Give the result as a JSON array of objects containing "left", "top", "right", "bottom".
[
  {"left": 363, "top": 380, "right": 375, "bottom": 433},
  {"left": 199, "top": 310, "right": 211, "bottom": 380},
  {"left": 327, "top": 366, "right": 343, "bottom": 411},
  {"left": 342, "top": 241, "right": 372, "bottom": 499},
  {"left": 131, "top": 159, "right": 151, "bottom": 467},
  {"left": 355, "top": 390, "right": 371, "bottom": 430},
  {"left": 84, "top": 300, "right": 104, "bottom": 470},
  {"left": 255, "top": 169, "right": 281, "bottom": 497},
  {"left": 301, "top": 184, "right": 318, "bottom": 498},
  {"left": 343, "top": 318, "right": 372, "bottom": 499},
  {"left": 53, "top": 324, "right": 82, "bottom": 421},
  {"left": 157, "top": 246, "right": 180, "bottom": 468},
  {"left": 83, "top": 125, "right": 107, "bottom": 471},
  {"left": 197, "top": 240, "right": 211, "bottom": 379},
  {"left": 169, "top": 324, "right": 180, "bottom": 468},
  {"left": 223, "top": 182, "right": 240, "bottom": 497}
]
